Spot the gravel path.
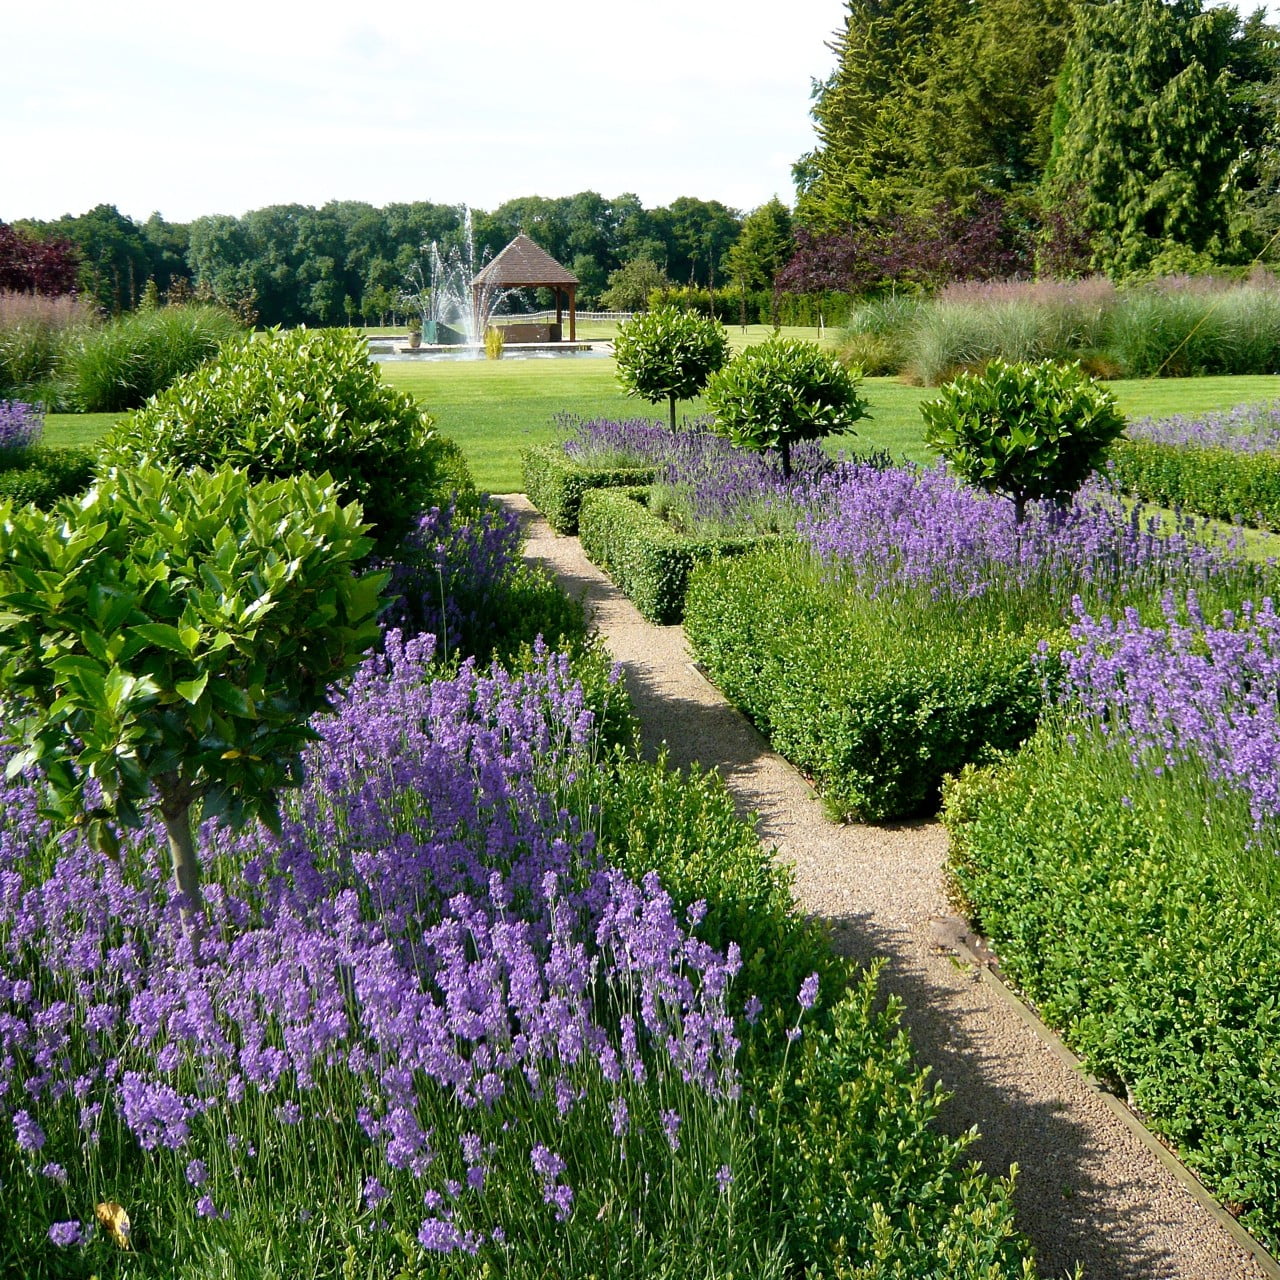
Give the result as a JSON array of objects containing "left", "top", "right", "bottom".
[{"left": 503, "top": 493, "right": 1272, "bottom": 1280}]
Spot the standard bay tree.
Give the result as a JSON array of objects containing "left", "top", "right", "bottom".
[{"left": 0, "top": 465, "right": 385, "bottom": 916}]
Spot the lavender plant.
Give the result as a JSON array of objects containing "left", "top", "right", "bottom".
[
  {"left": 1057, "top": 591, "right": 1280, "bottom": 832},
  {"left": 1125, "top": 401, "right": 1280, "bottom": 453},
  {"left": 799, "top": 460, "right": 1254, "bottom": 614},
  {"left": 0, "top": 399, "right": 42, "bottom": 451}
]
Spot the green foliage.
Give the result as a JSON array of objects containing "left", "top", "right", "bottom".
[
  {"left": 521, "top": 442, "right": 657, "bottom": 534},
  {"left": 594, "top": 752, "right": 1036, "bottom": 1277},
  {"left": 704, "top": 338, "right": 869, "bottom": 477},
  {"left": 1108, "top": 438, "right": 1280, "bottom": 530},
  {"left": 722, "top": 198, "right": 793, "bottom": 293},
  {"left": 0, "top": 465, "right": 384, "bottom": 896},
  {"left": 614, "top": 306, "right": 730, "bottom": 430},
  {"left": 1103, "top": 285, "right": 1280, "bottom": 377},
  {"left": 797, "top": 0, "right": 966, "bottom": 228},
  {"left": 578, "top": 488, "right": 766, "bottom": 624},
  {"left": 101, "top": 327, "right": 469, "bottom": 554},
  {"left": 601, "top": 255, "right": 672, "bottom": 313},
  {"left": 943, "top": 728, "right": 1280, "bottom": 1250},
  {"left": 58, "top": 304, "right": 245, "bottom": 412},
  {"left": 0, "top": 445, "right": 96, "bottom": 508},
  {"left": 1042, "top": 0, "right": 1243, "bottom": 276},
  {"left": 921, "top": 358, "right": 1125, "bottom": 520},
  {"left": 683, "top": 546, "right": 1045, "bottom": 821}
]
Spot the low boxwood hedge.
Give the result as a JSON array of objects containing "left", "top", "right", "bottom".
[
  {"left": 521, "top": 442, "right": 656, "bottom": 534},
  {"left": 683, "top": 545, "right": 1046, "bottom": 820},
  {"left": 1108, "top": 439, "right": 1280, "bottom": 530},
  {"left": 578, "top": 487, "right": 768, "bottom": 624},
  {"left": 0, "top": 445, "right": 97, "bottom": 508},
  {"left": 944, "top": 730, "right": 1280, "bottom": 1252}
]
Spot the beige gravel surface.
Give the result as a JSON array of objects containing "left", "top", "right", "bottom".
[{"left": 502, "top": 492, "right": 1273, "bottom": 1280}]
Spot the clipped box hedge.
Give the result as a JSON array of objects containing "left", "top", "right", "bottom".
[
  {"left": 1108, "top": 439, "right": 1280, "bottom": 530},
  {"left": 944, "top": 734, "right": 1280, "bottom": 1251},
  {"left": 0, "top": 445, "right": 97, "bottom": 508},
  {"left": 683, "top": 546, "right": 1046, "bottom": 821},
  {"left": 521, "top": 443, "right": 657, "bottom": 534},
  {"left": 578, "top": 487, "right": 768, "bottom": 624}
]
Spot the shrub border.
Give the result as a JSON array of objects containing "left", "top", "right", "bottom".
[
  {"left": 521, "top": 443, "right": 656, "bottom": 535},
  {"left": 1108, "top": 439, "right": 1280, "bottom": 530}
]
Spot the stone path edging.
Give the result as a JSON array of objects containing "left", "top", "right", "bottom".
[{"left": 504, "top": 493, "right": 1275, "bottom": 1280}]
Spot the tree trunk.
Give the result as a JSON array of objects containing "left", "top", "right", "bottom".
[
  {"left": 157, "top": 774, "right": 202, "bottom": 947},
  {"left": 668, "top": 395, "right": 677, "bottom": 433},
  {"left": 780, "top": 439, "right": 792, "bottom": 480}
]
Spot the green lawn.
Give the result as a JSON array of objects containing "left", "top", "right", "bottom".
[{"left": 42, "top": 366, "right": 1280, "bottom": 495}]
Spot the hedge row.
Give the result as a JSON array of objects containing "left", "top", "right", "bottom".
[
  {"left": 1108, "top": 439, "right": 1280, "bottom": 530},
  {"left": 0, "top": 445, "right": 97, "bottom": 508},
  {"left": 578, "top": 487, "right": 767, "bottom": 624},
  {"left": 682, "top": 546, "right": 1046, "bottom": 821},
  {"left": 521, "top": 442, "right": 657, "bottom": 534},
  {"left": 595, "top": 751, "right": 1036, "bottom": 1276},
  {"left": 944, "top": 731, "right": 1280, "bottom": 1252}
]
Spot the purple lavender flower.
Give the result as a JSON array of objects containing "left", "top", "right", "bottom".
[
  {"left": 48, "top": 1220, "right": 86, "bottom": 1247},
  {"left": 13, "top": 1110, "right": 44, "bottom": 1152},
  {"left": 195, "top": 1195, "right": 219, "bottom": 1219},
  {"left": 0, "top": 401, "right": 42, "bottom": 452},
  {"left": 186, "top": 1158, "right": 209, "bottom": 1187},
  {"left": 530, "top": 1145, "right": 566, "bottom": 1180},
  {"left": 715, "top": 1164, "right": 734, "bottom": 1192},
  {"left": 798, "top": 973, "right": 820, "bottom": 1011},
  {"left": 661, "top": 1108, "right": 682, "bottom": 1151}
]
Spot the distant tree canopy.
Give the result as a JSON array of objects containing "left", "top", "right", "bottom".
[
  {"left": 12, "top": 194, "right": 747, "bottom": 326},
  {"left": 0, "top": 222, "right": 79, "bottom": 295},
  {"left": 796, "top": 0, "right": 1280, "bottom": 283}
]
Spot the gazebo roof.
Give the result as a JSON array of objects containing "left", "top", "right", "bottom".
[{"left": 471, "top": 234, "right": 579, "bottom": 288}]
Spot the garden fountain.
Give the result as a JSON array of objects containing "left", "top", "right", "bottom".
[{"left": 403, "top": 207, "right": 511, "bottom": 348}]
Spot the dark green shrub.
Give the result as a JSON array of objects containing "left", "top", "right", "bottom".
[
  {"left": 683, "top": 546, "right": 1045, "bottom": 820},
  {"left": 101, "top": 327, "right": 471, "bottom": 553},
  {"left": 0, "top": 444, "right": 96, "bottom": 507},
  {"left": 521, "top": 442, "right": 657, "bottom": 534},
  {"left": 59, "top": 304, "right": 245, "bottom": 412},
  {"left": 578, "top": 487, "right": 767, "bottom": 624},
  {"left": 943, "top": 731, "right": 1280, "bottom": 1250},
  {"left": 921, "top": 359, "right": 1125, "bottom": 521},
  {"left": 614, "top": 306, "right": 730, "bottom": 431},
  {"left": 1107, "top": 439, "right": 1280, "bottom": 530},
  {"left": 704, "top": 338, "right": 869, "bottom": 478}
]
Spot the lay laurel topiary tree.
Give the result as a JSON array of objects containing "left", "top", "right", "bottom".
[
  {"left": 613, "top": 305, "right": 730, "bottom": 431},
  {"left": 920, "top": 357, "right": 1127, "bottom": 521},
  {"left": 0, "top": 465, "right": 386, "bottom": 920},
  {"left": 704, "top": 338, "right": 869, "bottom": 478}
]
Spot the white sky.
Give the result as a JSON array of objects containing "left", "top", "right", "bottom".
[{"left": 3, "top": 1, "right": 848, "bottom": 225}]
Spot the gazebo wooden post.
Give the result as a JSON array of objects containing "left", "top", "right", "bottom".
[
  {"left": 568, "top": 285, "right": 576, "bottom": 341},
  {"left": 555, "top": 289, "right": 563, "bottom": 335}
]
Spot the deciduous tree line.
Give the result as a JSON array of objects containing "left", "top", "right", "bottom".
[{"left": 7, "top": 193, "right": 752, "bottom": 325}]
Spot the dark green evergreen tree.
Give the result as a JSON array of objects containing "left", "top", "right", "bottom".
[{"left": 1042, "top": 0, "right": 1243, "bottom": 276}]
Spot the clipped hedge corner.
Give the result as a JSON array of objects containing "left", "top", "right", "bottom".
[
  {"left": 521, "top": 443, "right": 656, "bottom": 534},
  {"left": 683, "top": 546, "right": 1046, "bottom": 820},
  {"left": 578, "top": 487, "right": 768, "bottom": 625}
]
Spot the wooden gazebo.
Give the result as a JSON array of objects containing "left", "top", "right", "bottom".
[{"left": 471, "top": 234, "right": 579, "bottom": 341}]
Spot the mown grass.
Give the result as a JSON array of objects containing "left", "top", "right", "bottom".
[{"left": 42, "top": 364, "right": 1280, "bottom": 494}]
